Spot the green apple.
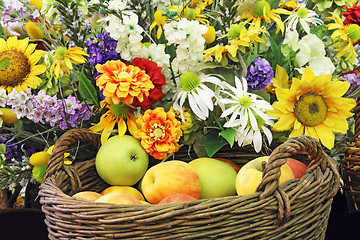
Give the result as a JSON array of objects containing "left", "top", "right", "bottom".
[
  {"left": 95, "top": 135, "right": 149, "bottom": 186},
  {"left": 189, "top": 157, "right": 237, "bottom": 199}
]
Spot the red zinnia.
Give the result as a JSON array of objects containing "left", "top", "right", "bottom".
[
  {"left": 342, "top": 5, "right": 360, "bottom": 25},
  {"left": 130, "top": 58, "right": 166, "bottom": 110}
]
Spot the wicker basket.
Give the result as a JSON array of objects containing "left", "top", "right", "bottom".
[
  {"left": 39, "top": 128, "right": 339, "bottom": 239},
  {"left": 341, "top": 97, "right": 360, "bottom": 212}
]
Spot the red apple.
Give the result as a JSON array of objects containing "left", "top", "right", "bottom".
[
  {"left": 215, "top": 158, "right": 241, "bottom": 173},
  {"left": 141, "top": 160, "right": 201, "bottom": 204},
  {"left": 286, "top": 158, "right": 308, "bottom": 179},
  {"left": 158, "top": 194, "right": 197, "bottom": 204}
]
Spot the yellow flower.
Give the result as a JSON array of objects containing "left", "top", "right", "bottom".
[
  {"left": 25, "top": 22, "right": 44, "bottom": 39},
  {"left": 0, "top": 36, "right": 46, "bottom": 92},
  {"left": 29, "top": 151, "right": 50, "bottom": 166},
  {"left": 241, "top": 0, "right": 291, "bottom": 34},
  {"left": 134, "top": 107, "right": 182, "bottom": 160},
  {"left": 30, "top": 0, "right": 43, "bottom": 11},
  {"left": 50, "top": 46, "right": 88, "bottom": 78},
  {"left": 203, "top": 25, "right": 216, "bottom": 44},
  {"left": 0, "top": 108, "right": 18, "bottom": 124},
  {"left": 268, "top": 67, "right": 356, "bottom": 149},
  {"left": 90, "top": 98, "right": 139, "bottom": 144},
  {"left": 150, "top": 10, "right": 167, "bottom": 39},
  {"left": 327, "top": 12, "right": 360, "bottom": 61},
  {"left": 203, "top": 25, "right": 265, "bottom": 65},
  {"left": 264, "top": 65, "right": 291, "bottom": 93}
]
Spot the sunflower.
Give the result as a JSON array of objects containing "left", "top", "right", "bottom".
[
  {"left": 90, "top": 98, "right": 139, "bottom": 144},
  {"left": 50, "top": 46, "right": 88, "bottom": 78},
  {"left": 327, "top": 12, "right": 360, "bottom": 61},
  {"left": 241, "top": 0, "right": 291, "bottom": 34},
  {"left": 0, "top": 36, "right": 46, "bottom": 92},
  {"left": 268, "top": 67, "right": 356, "bottom": 149}
]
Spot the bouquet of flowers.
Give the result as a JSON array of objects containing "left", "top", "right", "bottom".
[{"left": 0, "top": 0, "right": 359, "bottom": 207}]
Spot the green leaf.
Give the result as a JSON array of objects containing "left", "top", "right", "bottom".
[
  {"left": 267, "top": 33, "right": 282, "bottom": 67},
  {"left": 78, "top": 68, "right": 100, "bottom": 108},
  {"left": 219, "top": 128, "right": 236, "bottom": 148},
  {"left": 204, "top": 133, "right": 227, "bottom": 158}
]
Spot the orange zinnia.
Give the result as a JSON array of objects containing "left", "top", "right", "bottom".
[
  {"left": 134, "top": 107, "right": 183, "bottom": 160},
  {"left": 95, "top": 60, "right": 155, "bottom": 105}
]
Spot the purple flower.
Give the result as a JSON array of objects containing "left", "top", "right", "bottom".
[
  {"left": 342, "top": 71, "right": 360, "bottom": 86},
  {"left": 86, "top": 31, "right": 121, "bottom": 66},
  {"left": 0, "top": 136, "right": 38, "bottom": 164},
  {"left": 245, "top": 57, "right": 274, "bottom": 91}
]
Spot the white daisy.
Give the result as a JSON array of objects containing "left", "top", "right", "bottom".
[
  {"left": 284, "top": 6, "right": 323, "bottom": 34},
  {"left": 173, "top": 72, "right": 221, "bottom": 121},
  {"left": 219, "top": 76, "right": 273, "bottom": 129}
]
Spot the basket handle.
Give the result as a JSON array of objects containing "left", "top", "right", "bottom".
[
  {"left": 256, "top": 135, "right": 340, "bottom": 224},
  {"left": 44, "top": 128, "right": 100, "bottom": 180}
]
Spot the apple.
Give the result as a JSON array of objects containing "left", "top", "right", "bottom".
[
  {"left": 95, "top": 193, "right": 142, "bottom": 205},
  {"left": 101, "top": 186, "right": 145, "bottom": 201},
  {"left": 72, "top": 191, "right": 102, "bottom": 201},
  {"left": 215, "top": 158, "right": 241, "bottom": 173},
  {"left": 159, "top": 194, "right": 197, "bottom": 204},
  {"left": 189, "top": 157, "right": 237, "bottom": 199},
  {"left": 141, "top": 160, "right": 201, "bottom": 204},
  {"left": 286, "top": 158, "right": 307, "bottom": 179},
  {"left": 95, "top": 135, "right": 149, "bottom": 186},
  {"left": 236, "top": 156, "right": 295, "bottom": 196}
]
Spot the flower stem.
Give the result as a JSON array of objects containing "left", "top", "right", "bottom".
[{"left": 210, "top": 111, "right": 224, "bottom": 131}]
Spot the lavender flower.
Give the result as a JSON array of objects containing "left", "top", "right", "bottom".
[
  {"left": 245, "top": 57, "right": 274, "bottom": 91},
  {"left": 342, "top": 71, "right": 360, "bottom": 86},
  {"left": 86, "top": 31, "right": 121, "bottom": 66},
  {"left": 4, "top": 89, "right": 92, "bottom": 130}
]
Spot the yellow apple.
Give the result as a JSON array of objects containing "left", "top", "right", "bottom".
[
  {"left": 189, "top": 157, "right": 237, "bottom": 199},
  {"left": 72, "top": 191, "right": 102, "bottom": 201},
  {"left": 141, "top": 160, "right": 201, "bottom": 204},
  {"left": 95, "top": 193, "right": 142, "bottom": 205},
  {"left": 101, "top": 186, "right": 145, "bottom": 201},
  {"left": 236, "top": 156, "right": 295, "bottom": 196}
]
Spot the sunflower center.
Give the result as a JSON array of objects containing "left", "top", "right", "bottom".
[
  {"left": 294, "top": 92, "right": 327, "bottom": 127},
  {"left": 0, "top": 50, "right": 31, "bottom": 88},
  {"left": 239, "top": 95, "right": 252, "bottom": 108},
  {"left": 55, "top": 46, "right": 67, "bottom": 58},
  {"left": 253, "top": 0, "right": 271, "bottom": 17},
  {"left": 110, "top": 102, "right": 131, "bottom": 117},
  {"left": 179, "top": 71, "right": 200, "bottom": 92},
  {"left": 149, "top": 123, "right": 165, "bottom": 140},
  {"left": 297, "top": 7, "right": 308, "bottom": 18},
  {"left": 344, "top": 24, "right": 360, "bottom": 43}
]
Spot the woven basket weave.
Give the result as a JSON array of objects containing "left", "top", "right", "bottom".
[
  {"left": 341, "top": 97, "right": 360, "bottom": 212},
  {"left": 39, "top": 128, "right": 339, "bottom": 239}
]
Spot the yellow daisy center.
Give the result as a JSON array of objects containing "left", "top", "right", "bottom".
[
  {"left": 55, "top": 46, "right": 68, "bottom": 58},
  {"left": 0, "top": 50, "right": 31, "bottom": 88},
  {"left": 185, "top": 8, "right": 196, "bottom": 20},
  {"left": 344, "top": 24, "right": 360, "bottom": 43},
  {"left": 297, "top": 8, "right": 308, "bottom": 19},
  {"left": 294, "top": 92, "right": 328, "bottom": 127},
  {"left": 253, "top": 0, "right": 271, "bottom": 17},
  {"left": 179, "top": 71, "right": 200, "bottom": 92},
  {"left": 149, "top": 123, "right": 165, "bottom": 140},
  {"left": 110, "top": 102, "right": 131, "bottom": 117},
  {"left": 239, "top": 95, "right": 252, "bottom": 108},
  {"left": 229, "top": 24, "right": 242, "bottom": 40}
]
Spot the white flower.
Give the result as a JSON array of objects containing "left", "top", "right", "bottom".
[
  {"left": 220, "top": 76, "right": 273, "bottom": 129},
  {"left": 284, "top": 6, "right": 323, "bottom": 34},
  {"left": 296, "top": 57, "right": 335, "bottom": 76},
  {"left": 219, "top": 77, "right": 275, "bottom": 152},
  {"left": 173, "top": 72, "right": 221, "bottom": 121},
  {"left": 108, "top": 0, "right": 128, "bottom": 11}
]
